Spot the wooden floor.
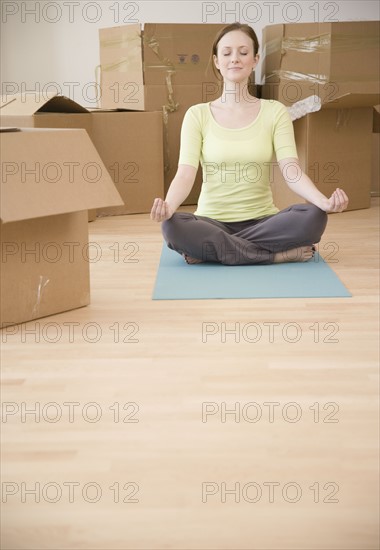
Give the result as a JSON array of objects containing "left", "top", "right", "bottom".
[{"left": 1, "top": 199, "right": 379, "bottom": 550}]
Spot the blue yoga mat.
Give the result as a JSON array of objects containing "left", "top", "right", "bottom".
[{"left": 152, "top": 244, "right": 351, "bottom": 300}]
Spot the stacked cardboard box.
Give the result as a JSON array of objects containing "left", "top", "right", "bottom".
[
  {"left": 261, "top": 21, "right": 380, "bottom": 211},
  {"left": 99, "top": 23, "right": 241, "bottom": 204},
  {"left": 0, "top": 94, "right": 164, "bottom": 217},
  {"left": 99, "top": 23, "right": 227, "bottom": 110},
  {"left": 0, "top": 127, "right": 123, "bottom": 327},
  {"left": 261, "top": 21, "right": 379, "bottom": 106}
]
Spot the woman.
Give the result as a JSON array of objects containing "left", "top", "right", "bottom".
[{"left": 150, "top": 22, "right": 349, "bottom": 265}]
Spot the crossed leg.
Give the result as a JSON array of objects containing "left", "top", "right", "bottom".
[{"left": 161, "top": 204, "right": 328, "bottom": 266}]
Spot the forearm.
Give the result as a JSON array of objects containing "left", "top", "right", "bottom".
[
  {"left": 280, "top": 160, "right": 328, "bottom": 210},
  {"left": 151, "top": 164, "right": 197, "bottom": 222},
  {"left": 287, "top": 172, "right": 328, "bottom": 209}
]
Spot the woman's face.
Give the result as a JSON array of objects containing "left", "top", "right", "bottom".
[{"left": 213, "top": 29, "right": 259, "bottom": 86}]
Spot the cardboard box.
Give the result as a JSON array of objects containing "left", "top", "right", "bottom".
[
  {"left": 372, "top": 104, "right": 380, "bottom": 196},
  {"left": 261, "top": 21, "right": 380, "bottom": 212},
  {"left": 99, "top": 23, "right": 228, "bottom": 110},
  {"left": 262, "top": 89, "right": 374, "bottom": 211},
  {"left": 90, "top": 110, "right": 164, "bottom": 216},
  {"left": 0, "top": 94, "right": 164, "bottom": 215},
  {"left": 0, "top": 127, "right": 123, "bottom": 328},
  {"left": 262, "top": 21, "right": 380, "bottom": 106}
]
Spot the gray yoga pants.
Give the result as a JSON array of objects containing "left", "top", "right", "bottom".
[{"left": 161, "top": 204, "right": 328, "bottom": 265}]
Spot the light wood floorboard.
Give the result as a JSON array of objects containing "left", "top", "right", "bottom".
[{"left": 1, "top": 199, "right": 379, "bottom": 550}]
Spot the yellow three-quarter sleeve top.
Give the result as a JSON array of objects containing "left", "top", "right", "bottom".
[{"left": 178, "top": 99, "right": 298, "bottom": 222}]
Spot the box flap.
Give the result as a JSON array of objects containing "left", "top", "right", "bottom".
[
  {"left": 1, "top": 128, "right": 123, "bottom": 223},
  {"left": 0, "top": 93, "right": 90, "bottom": 116},
  {"left": 0, "top": 95, "right": 17, "bottom": 109}
]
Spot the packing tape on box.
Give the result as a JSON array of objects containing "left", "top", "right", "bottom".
[
  {"left": 143, "top": 29, "right": 176, "bottom": 73},
  {"left": 282, "top": 33, "right": 331, "bottom": 53},
  {"left": 335, "top": 109, "right": 353, "bottom": 130},
  {"left": 143, "top": 28, "right": 181, "bottom": 174},
  {"left": 100, "top": 31, "right": 143, "bottom": 73},
  {"left": 31, "top": 276, "right": 50, "bottom": 317},
  {"left": 143, "top": 28, "right": 179, "bottom": 172},
  {"left": 161, "top": 72, "right": 180, "bottom": 173},
  {"left": 262, "top": 33, "right": 330, "bottom": 61},
  {"left": 142, "top": 27, "right": 183, "bottom": 114},
  {"left": 266, "top": 70, "right": 329, "bottom": 84},
  {"left": 100, "top": 34, "right": 137, "bottom": 49},
  {"left": 100, "top": 57, "right": 139, "bottom": 73},
  {"left": 263, "top": 32, "right": 379, "bottom": 59},
  {"left": 266, "top": 68, "right": 379, "bottom": 85}
]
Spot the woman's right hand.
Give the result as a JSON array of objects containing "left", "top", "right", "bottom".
[{"left": 150, "top": 198, "right": 174, "bottom": 222}]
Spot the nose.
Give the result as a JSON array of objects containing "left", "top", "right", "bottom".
[{"left": 231, "top": 51, "right": 240, "bottom": 63}]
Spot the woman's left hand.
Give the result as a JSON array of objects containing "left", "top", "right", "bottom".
[{"left": 321, "top": 188, "right": 349, "bottom": 213}]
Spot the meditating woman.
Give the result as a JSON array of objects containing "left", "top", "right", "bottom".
[{"left": 150, "top": 22, "right": 349, "bottom": 265}]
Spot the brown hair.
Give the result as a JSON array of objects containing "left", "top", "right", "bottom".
[{"left": 211, "top": 22, "right": 259, "bottom": 95}]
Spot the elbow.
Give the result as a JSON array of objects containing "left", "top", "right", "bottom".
[{"left": 278, "top": 159, "right": 303, "bottom": 187}]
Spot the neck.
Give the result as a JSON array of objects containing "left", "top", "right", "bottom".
[{"left": 219, "top": 79, "right": 258, "bottom": 107}]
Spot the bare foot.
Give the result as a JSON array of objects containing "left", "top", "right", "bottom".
[
  {"left": 274, "top": 246, "right": 315, "bottom": 264},
  {"left": 183, "top": 254, "right": 204, "bottom": 265}
]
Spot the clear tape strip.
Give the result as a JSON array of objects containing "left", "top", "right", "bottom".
[
  {"left": 267, "top": 70, "right": 329, "bottom": 84},
  {"left": 282, "top": 33, "right": 331, "bottom": 52},
  {"left": 267, "top": 69, "right": 379, "bottom": 84},
  {"left": 143, "top": 28, "right": 179, "bottom": 173},
  {"left": 100, "top": 33, "right": 137, "bottom": 49},
  {"left": 101, "top": 58, "right": 135, "bottom": 73},
  {"left": 263, "top": 31, "right": 379, "bottom": 58},
  {"left": 31, "top": 276, "right": 50, "bottom": 317}
]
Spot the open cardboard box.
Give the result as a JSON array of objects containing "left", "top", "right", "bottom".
[
  {"left": 0, "top": 127, "right": 123, "bottom": 328},
  {"left": 0, "top": 93, "right": 164, "bottom": 216}
]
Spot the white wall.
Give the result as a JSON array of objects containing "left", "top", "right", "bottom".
[{"left": 1, "top": 0, "right": 379, "bottom": 107}]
